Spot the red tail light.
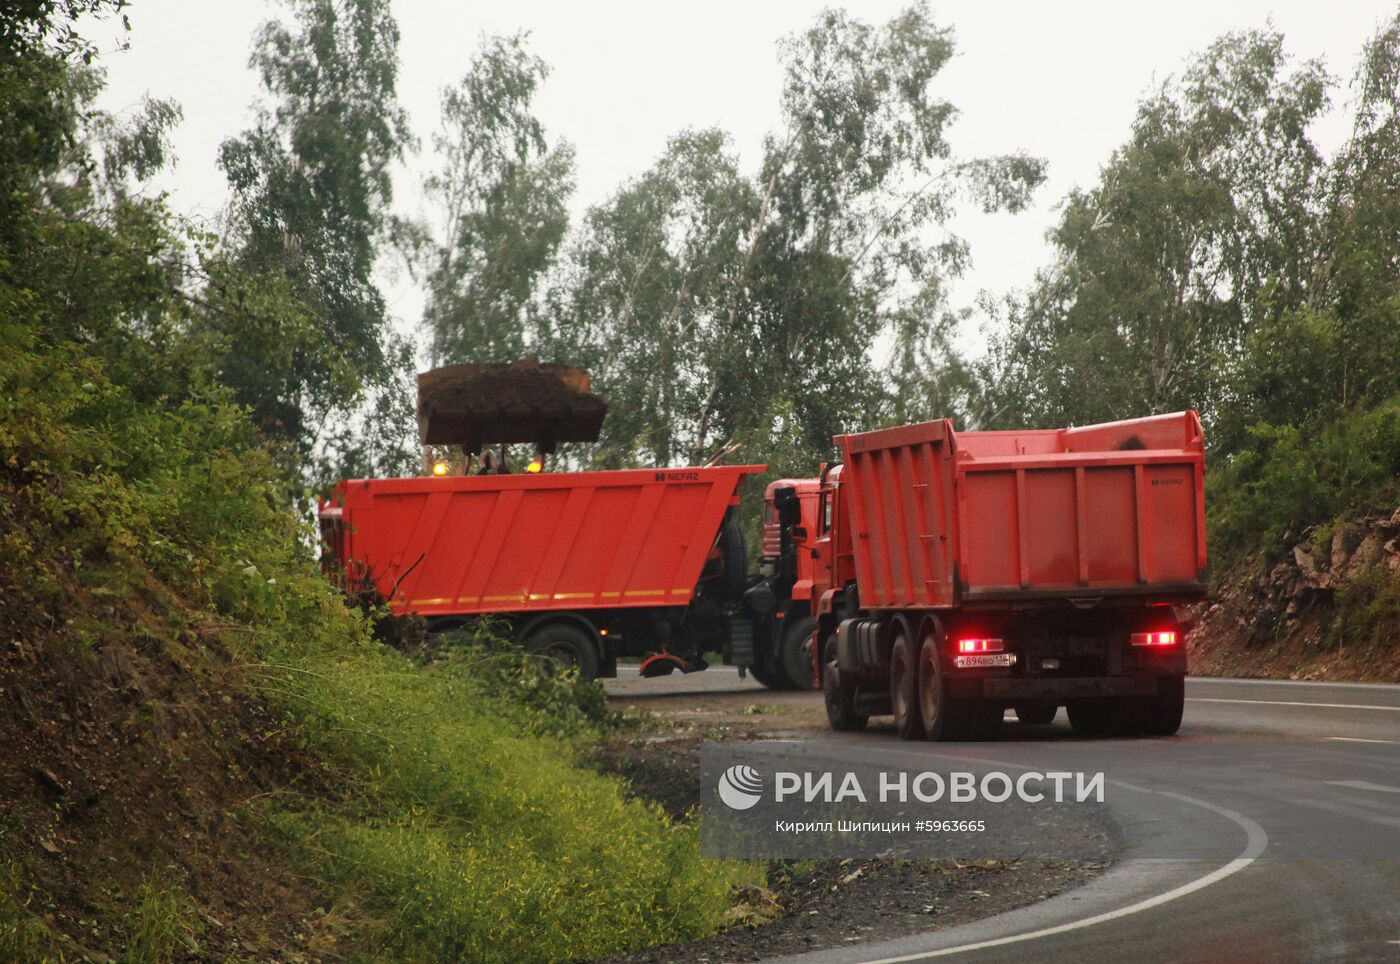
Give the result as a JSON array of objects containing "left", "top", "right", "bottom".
[
  {"left": 1131, "top": 630, "right": 1178, "bottom": 647},
  {"left": 956, "top": 637, "right": 1004, "bottom": 654}
]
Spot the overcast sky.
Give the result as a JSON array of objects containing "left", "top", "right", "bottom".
[{"left": 93, "top": 1, "right": 1396, "bottom": 360}]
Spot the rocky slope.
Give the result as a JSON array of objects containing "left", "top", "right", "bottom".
[{"left": 1188, "top": 507, "right": 1400, "bottom": 681}]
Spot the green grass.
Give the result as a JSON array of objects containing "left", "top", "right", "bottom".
[
  {"left": 259, "top": 647, "right": 753, "bottom": 961},
  {"left": 123, "top": 872, "right": 200, "bottom": 963},
  {"left": 0, "top": 863, "right": 52, "bottom": 961}
]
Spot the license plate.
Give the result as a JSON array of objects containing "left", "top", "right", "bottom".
[{"left": 954, "top": 653, "right": 1017, "bottom": 669}]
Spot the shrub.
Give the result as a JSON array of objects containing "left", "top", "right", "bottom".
[
  {"left": 1207, "top": 398, "right": 1400, "bottom": 568},
  {"left": 422, "top": 624, "right": 624, "bottom": 739},
  {"left": 1327, "top": 565, "right": 1400, "bottom": 651}
]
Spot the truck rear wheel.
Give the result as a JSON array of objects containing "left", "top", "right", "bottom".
[
  {"left": 917, "top": 633, "right": 957, "bottom": 741},
  {"left": 822, "top": 636, "right": 868, "bottom": 732},
  {"left": 1014, "top": 703, "right": 1058, "bottom": 726},
  {"left": 890, "top": 631, "right": 922, "bottom": 739},
  {"left": 777, "top": 615, "right": 818, "bottom": 690},
  {"left": 524, "top": 623, "right": 600, "bottom": 683}
]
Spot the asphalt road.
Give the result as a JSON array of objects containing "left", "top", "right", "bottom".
[{"left": 606, "top": 670, "right": 1400, "bottom": 963}]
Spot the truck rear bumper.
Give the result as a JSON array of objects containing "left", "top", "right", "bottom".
[{"left": 949, "top": 675, "right": 1165, "bottom": 700}]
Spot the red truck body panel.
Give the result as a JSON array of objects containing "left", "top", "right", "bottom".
[
  {"left": 834, "top": 412, "right": 1207, "bottom": 609},
  {"left": 325, "top": 465, "right": 763, "bottom": 618}
]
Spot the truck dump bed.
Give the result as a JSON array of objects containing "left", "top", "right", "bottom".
[
  {"left": 834, "top": 412, "right": 1206, "bottom": 608},
  {"left": 323, "top": 465, "right": 762, "bottom": 617}
]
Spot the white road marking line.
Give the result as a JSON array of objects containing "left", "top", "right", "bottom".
[
  {"left": 1327, "top": 736, "right": 1400, "bottom": 744},
  {"left": 1327, "top": 780, "right": 1400, "bottom": 795},
  {"left": 855, "top": 791, "right": 1268, "bottom": 964},
  {"left": 1189, "top": 697, "right": 1400, "bottom": 712},
  {"left": 1195, "top": 677, "right": 1400, "bottom": 691}
]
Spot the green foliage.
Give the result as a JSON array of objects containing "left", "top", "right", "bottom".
[
  {"left": 214, "top": 0, "right": 415, "bottom": 467},
  {"left": 0, "top": 2, "right": 126, "bottom": 56},
  {"left": 123, "top": 872, "right": 200, "bottom": 963},
  {"left": 261, "top": 648, "right": 747, "bottom": 961},
  {"left": 3, "top": 256, "right": 749, "bottom": 961},
  {"left": 0, "top": 862, "right": 54, "bottom": 960},
  {"left": 0, "top": 6, "right": 749, "bottom": 957},
  {"left": 539, "top": 2, "right": 1044, "bottom": 473},
  {"left": 1208, "top": 401, "right": 1400, "bottom": 566},
  {"left": 428, "top": 626, "right": 623, "bottom": 739},
  {"left": 416, "top": 33, "right": 576, "bottom": 366},
  {"left": 1328, "top": 564, "right": 1400, "bottom": 650},
  {"left": 977, "top": 28, "right": 1333, "bottom": 432}
]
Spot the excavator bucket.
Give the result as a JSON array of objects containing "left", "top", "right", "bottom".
[{"left": 417, "top": 358, "right": 607, "bottom": 454}]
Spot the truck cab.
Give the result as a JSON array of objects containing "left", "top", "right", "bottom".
[{"left": 743, "top": 478, "right": 824, "bottom": 689}]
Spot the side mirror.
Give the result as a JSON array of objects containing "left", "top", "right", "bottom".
[
  {"left": 773, "top": 486, "right": 800, "bottom": 528},
  {"left": 791, "top": 525, "right": 808, "bottom": 543}
]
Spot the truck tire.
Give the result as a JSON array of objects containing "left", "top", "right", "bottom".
[
  {"left": 822, "top": 635, "right": 868, "bottom": 732},
  {"left": 777, "top": 615, "right": 818, "bottom": 690},
  {"left": 1014, "top": 703, "right": 1058, "bottom": 726},
  {"left": 524, "top": 623, "right": 600, "bottom": 683},
  {"left": 715, "top": 512, "right": 749, "bottom": 602},
  {"left": 890, "top": 631, "right": 922, "bottom": 740},
  {"left": 749, "top": 659, "right": 780, "bottom": 688},
  {"left": 917, "top": 633, "right": 959, "bottom": 741},
  {"left": 1140, "top": 675, "right": 1185, "bottom": 736}
]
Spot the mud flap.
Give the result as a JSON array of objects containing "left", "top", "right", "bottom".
[
  {"left": 729, "top": 616, "right": 755, "bottom": 679},
  {"left": 639, "top": 652, "right": 713, "bottom": 677}
]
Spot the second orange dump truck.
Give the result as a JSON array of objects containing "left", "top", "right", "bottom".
[{"left": 745, "top": 411, "right": 1206, "bottom": 739}]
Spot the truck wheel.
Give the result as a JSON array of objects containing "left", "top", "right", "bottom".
[
  {"left": 715, "top": 512, "right": 749, "bottom": 602},
  {"left": 890, "top": 631, "right": 922, "bottom": 740},
  {"left": 524, "top": 623, "right": 600, "bottom": 683},
  {"left": 917, "top": 633, "right": 957, "bottom": 740},
  {"left": 822, "top": 636, "right": 868, "bottom": 732},
  {"left": 1141, "top": 675, "right": 1185, "bottom": 736},
  {"left": 749, "top": 659, "right": 781, "bottom": 689},
  {"left": 1014, "top": 703, "right": 1058, "bottom": 726},
  {"left": 777, "top": 615, "right": 818, "bottom": 690}
]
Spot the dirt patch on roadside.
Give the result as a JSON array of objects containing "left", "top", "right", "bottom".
[
  {"left": 587, "top": 689, "right": 1108, "bottom": 963},
  {"left": 0, "top": 589, "right": 326, "bottom": 959},
  {"left": 595, "top": 849, "right": 1098, "bottom": 963}
]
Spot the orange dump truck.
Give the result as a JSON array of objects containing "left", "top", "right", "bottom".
[
  {"left": 320, "top": 360, "right": 769, "bottom": 681},
  {"left": 791, "top": 411, "right": 1207, "bottom": 739},
  {"left": 321, "top": 465, "right": 761, "bottom": 680}
]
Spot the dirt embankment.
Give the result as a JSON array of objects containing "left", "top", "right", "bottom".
[
  {"left": 1189, "top": 507, "right": 1400, "bottom": 681},
  {"left": 0, "top": 581, "right": 327, "bottom": 959}
]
